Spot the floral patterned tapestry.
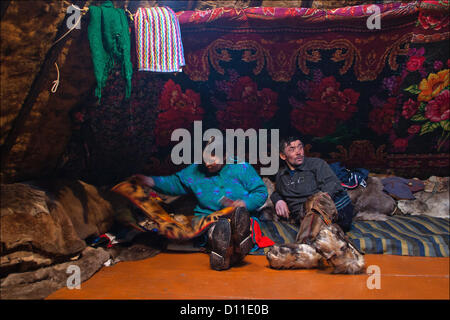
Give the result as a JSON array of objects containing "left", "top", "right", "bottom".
[{"left": 61, "top": 1, "right": 449, "bottom": 186}]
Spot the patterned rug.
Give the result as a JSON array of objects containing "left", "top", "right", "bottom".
[{"left": 111, "top": 180, "right": 234, "bottom": 240}]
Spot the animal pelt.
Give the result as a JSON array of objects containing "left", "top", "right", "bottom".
[
  {"left": 257, "top": 177, "right": 279, "bottom": 222},
  {"left": 106, "top": 232, "right": 166, "bottom": 264},
  {"left": 1, "top": 182, "right": 87, "bottom": 276},
  {"left": 266, "top": 243, "right": 324, "bottom": 269},
  {"left": 312, "top": 224, "right": 365, "bottom": 274},
  {"left": 300, "top": 193, "right": 364, "bottom": 274},
  {"left": 34, "top": 179, "right": 118, "bottom": 240},
  {"left": 397, "top": 190, "right": 449, "bottom": 218},
  {"left": 423, "top": 176, "right": 449, "bottom": 193},
  {"left": 0, "top": 247, "right": 109, "bottom": 300},
  {"left": 296, "top": 192, "right": 337, "bottom": 244},
  {"left": 266, "top": 192, "right": 365, "bottom": 274},
  {"left": 347, "top": 176, "right": 397, "bottom": 221},
  {"left": 265, "top": 224, "right": 365, "bottom": 274}
]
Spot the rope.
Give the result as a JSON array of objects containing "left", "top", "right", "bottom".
[
  {"left": 51, "top": 62, "right": 60, "bottom": 93},
  {"left": 50, "top": 4, "right": 86, "bottom": 93},
  {"left": 52, "top": 5, "right": 86, "bottom": 47},
  {"left": 49, "top": 3, "right": 135, "bottom": 93}
]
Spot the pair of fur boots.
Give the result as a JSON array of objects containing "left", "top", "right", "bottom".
[{"left": 266, "top": 192, "right": 365, "bottom": 274}]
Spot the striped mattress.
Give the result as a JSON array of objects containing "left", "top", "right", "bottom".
[{"left": 251, "top": 215, "right": 449, "bottom": 257}]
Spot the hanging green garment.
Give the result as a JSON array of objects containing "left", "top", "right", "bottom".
[{"left": 87, "top": 1, "right": 132, "bottom": 101}]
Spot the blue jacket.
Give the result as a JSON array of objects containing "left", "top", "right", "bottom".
[{"left": 151, "top": 162, "right": 268, "bottom": 216}]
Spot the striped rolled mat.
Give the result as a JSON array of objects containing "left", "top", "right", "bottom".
[
  {"left": 347, "top": 215, "right": 449, "bottom": 257},
  {"left": 251, "top": 215, "right": 449, "bottom": 257}
]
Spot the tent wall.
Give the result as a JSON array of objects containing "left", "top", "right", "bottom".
[{"left": 1, "top": 1, "right": 448, "bottom": 185}]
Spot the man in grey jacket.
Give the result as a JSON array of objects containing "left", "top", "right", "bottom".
[{"left": 270, "top": 136, "right": 354, "bottom": 232}]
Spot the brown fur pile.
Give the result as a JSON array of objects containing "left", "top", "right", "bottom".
[
  {"left": 0, "top": 179, "right": 163, "bottom": 299},
  {"left": 312, "top": 224, "right": 365, "bottom": 274},
  {"left": 266, "top": 192, "right": 365, "bottom": 274},
  {"left": 347, "top": 177, "right": 397, "bottom": 221},
  {"left": 0, "top": 247, "right": 109, "bottom": 299},
  {"left": 397, "top": 190, "right": 449, "bottom": 218},
  {"left": 266, "top": 243, "right": 324, "bottom": 269}
]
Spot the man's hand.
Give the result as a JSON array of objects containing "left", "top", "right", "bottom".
[
  {"left": 132, "top": 174, "right": 155, "bottom": 188},
  {"left": 275, "top": 200, "right": 290, "bottom": 218},
  {"left": 231, "top": 200, "right": 247, "bottom": 209}
]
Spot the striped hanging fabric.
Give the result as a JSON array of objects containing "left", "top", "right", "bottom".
[{"left": 134, "top": 7, "right": 185, "bottom": 72}]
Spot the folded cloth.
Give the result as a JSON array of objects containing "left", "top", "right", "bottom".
[
  {"left": 87, "top": 1, "right": 132, "bottom": 101},
  {"left": 250, "top": 217, "right": 275, "bottom": 250},
  {"left": 329, "top": 162, "right": 369, "bottom": 189},
  {"left": 382, "top": 177, "right": 425, "bottom": 200},
  {"left": 134, "top": 7, "right": 185, "bottom": 72}
]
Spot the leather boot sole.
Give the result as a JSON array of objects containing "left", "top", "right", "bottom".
[
  {"left": 231, "top": 207, "right": 253, "bottom": 263},
  {"left": 209, "top": 218, "right": 233, "bottom": 271}
]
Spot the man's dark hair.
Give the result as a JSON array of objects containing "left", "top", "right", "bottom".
[{"left": 279, "top": 136, "right": 303, "bottom": 154}]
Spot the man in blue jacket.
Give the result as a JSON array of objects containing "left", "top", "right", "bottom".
[{"left": 134, "top": 142, "right": 268, "bottom": 271}]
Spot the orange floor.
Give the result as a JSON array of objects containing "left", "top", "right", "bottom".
[{"left": 47, "top": 252, "right": 449, "bottom": 300}]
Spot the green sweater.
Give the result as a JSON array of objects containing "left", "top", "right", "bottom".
[
  {"left": 87, "top": 1, "right": 132, "bottom": 101},
  {"left": 152, "top": 163, "right": 268, "bottom": 217}
]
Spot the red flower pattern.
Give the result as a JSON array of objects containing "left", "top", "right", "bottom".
[
  {"left": 290, "top": 76, "right": 360, "bottom": 136},
  {"left": 291, "top": 103, "right": 336, "bottom": 137},
  {"left": 368, "top": 97, "right": 397, "bottom": 135},
  {"left": 154, "top": 79, "right": 204, "bottom": 146},
  {"left": 401, "top": 98, "right": 419, "bottom": 119},
  {"left": 425, "top": 89, "right": 450, "bottom": 122},
  {"left": 392, "top": 138, "right": 409, "bottom": 152},
  {"left": 216, "top": 76, "right": 278, "bottom": 130},
  {"left": 418, "top": 10, "right": 449, "bottom": 31},
  {"left": 406, "top": 56, "right": 426, "bottom": 72},
  {"left": 407, "top": 125, "right": 421, "bottom": 135}
]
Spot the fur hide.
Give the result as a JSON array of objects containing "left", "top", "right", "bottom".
[
  {"left": 347, "top": 177, "right": 397, "bottom": 221},
  {"left": 0, "top": 247, "right": 109, "bottom": 299},
  {"left": 397, "top": 190, "right": 449, "bottom": 218},
  {"left": 266, "top": 192, "right": 365, "bottom": 274},
  {"left": 312, "top": 224, "right": 365, "bottom": 274},
  {"left": 1, "top": 183, "right": 87, "bottom": 276},
  {"left": 1, "top": 179, "right": 165, "bottom": 299},
  {"left": 106, "top": 232, "right": 165, "bottom": 264},
  {"left": 33, "top": 179, "right": 118, "bottom": 240},
  {"left": 257, "top": 177, "right": 279, "bottom": 222},
  {"left": 266, "top": 243, "right": 324, "bottom": 269},
  {"left": 423, "top": 176, "right": 449, "bottom": 193}
]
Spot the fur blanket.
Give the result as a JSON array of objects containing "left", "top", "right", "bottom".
[
  {"left": 0, "top": 247, "right": 109, "bottom": 299},
  {"left": 0, "top": 179, "right": 161, "bottom": 299},
  {"left": 397, "top": 191, "right": 449, "bottom": 218},
  {"left": 347, "top": 177, "right": 398, "bottom": 221}
]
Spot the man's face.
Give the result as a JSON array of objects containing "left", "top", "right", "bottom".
[
  {"left": 204, "top": 155, "right": 224, "bottom": 173},
  {"left": 280, "top": 140, "right": 304, "bottom": 169}
]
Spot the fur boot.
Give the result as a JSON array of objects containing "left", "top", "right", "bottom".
[
  {"left": 266, "top": 243, "right": 324, "bottom": 269},
  {"left": 312, "top": 224, "right": 365, "bottom": 274},
  {"left": 265, "top": 192, "right": 365, "bottom": 274}
]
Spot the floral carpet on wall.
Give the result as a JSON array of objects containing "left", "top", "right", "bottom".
[{"left": 61, "top": 1, "right": 449, "bottom": 186}]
